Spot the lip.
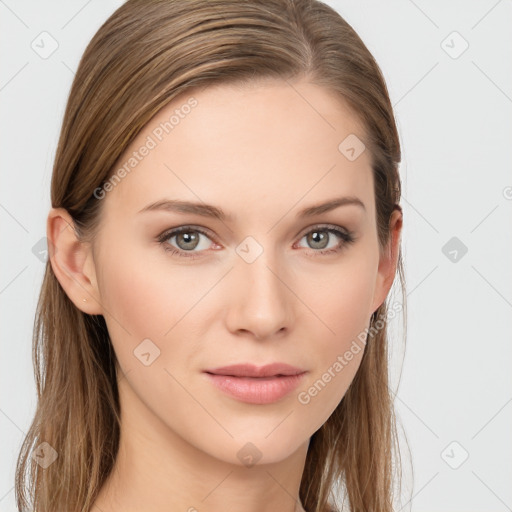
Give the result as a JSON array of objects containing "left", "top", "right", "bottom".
[{"left": 203, "top": 363, "right": 307, "bottom": 404}]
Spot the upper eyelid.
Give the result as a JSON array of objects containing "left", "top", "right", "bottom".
[{"left": 159, "top": 225, "right": 216, "bottom": 242}]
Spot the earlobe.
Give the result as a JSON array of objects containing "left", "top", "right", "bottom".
[
  {"left": 46, "top": 207, "right": 102, "bottom": 315},
  {"left": 370, "top": 207, "right": 403, "bottom": 316}
]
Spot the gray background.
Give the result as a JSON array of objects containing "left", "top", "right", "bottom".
[{"left": 1, "top": 1, "right": 511, "bottom": 510}]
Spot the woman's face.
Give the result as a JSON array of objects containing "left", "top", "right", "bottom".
[{"left": 84, "top": 78, "right": 397, "bottom": 466}]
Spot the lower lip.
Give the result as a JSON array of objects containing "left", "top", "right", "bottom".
[{"left": 204, "top": 372, "right": 307, "bottom": 404}]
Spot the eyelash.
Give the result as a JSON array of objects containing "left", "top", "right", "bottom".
[{"left": 156, "top": 224, "right": 356, "bottom": 260}]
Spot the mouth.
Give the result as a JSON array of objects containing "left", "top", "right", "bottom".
[
  {"left": 203, "top": 363, "right": 307, "bottom": 404},
  {"left": 204, "top": 362, "right": 306, "bottom": 378}
]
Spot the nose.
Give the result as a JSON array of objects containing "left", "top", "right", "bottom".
[{"left": 224, "top": 247, "right": 295, "bottom": 341}]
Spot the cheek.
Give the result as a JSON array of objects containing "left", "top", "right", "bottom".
[
  {"left": 292, "top": 251, "right": 377, "bottom": 418},
  {"left": 298, "top": 248, "right": 377, "bottom": 346},
  {"left": 95, "top": 240, "right": 223, "bottom": 381},
  {"left": 95, "top": 249, "right": 213, "bottom": 427},
  {"left": 96, "top": 235, "right": 204, "bottom": 332}
]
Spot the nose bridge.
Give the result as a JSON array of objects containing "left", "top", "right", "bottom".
[{"left": 226, "top": 238, "right": 293, "bottom": 338}]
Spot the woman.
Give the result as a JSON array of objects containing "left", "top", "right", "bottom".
[{"left": 15, "top": 1, "right": 406, "bottom": 511}]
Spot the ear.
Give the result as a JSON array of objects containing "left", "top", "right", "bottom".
[
  {"left": 370, "top": 206, "right": 403, "bottom": 315},
  {"left": 46, "top": 207, "right": 102, "bottom": 315}
]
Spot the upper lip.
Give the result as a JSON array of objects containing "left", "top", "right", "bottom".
[{"left": 204, "top": 363, "right": 306, "bottom": 378}]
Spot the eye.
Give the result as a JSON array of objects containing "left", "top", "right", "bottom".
[
  {"left": 157, "top": 224, "right": 356, "bottom": 259},
  {"left": 295, "top": 224, "right": 356, "bottom": 256},
  {"left": 157, "top": 226, "right": 217, "bottom": 260}
]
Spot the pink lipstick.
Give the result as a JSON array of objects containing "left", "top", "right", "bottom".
[{"left": 203, "top": 363, "right": 307, "bottom": 404}]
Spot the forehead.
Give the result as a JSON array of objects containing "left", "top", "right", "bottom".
[{"left": 102, "top": 78, "right": 374, "bottom": 223}]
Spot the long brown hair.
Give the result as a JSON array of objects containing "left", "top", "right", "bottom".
[{"left": 15, "top": 1, "right": 406, "bottom": 511}]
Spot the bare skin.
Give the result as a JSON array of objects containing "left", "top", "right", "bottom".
[{"left": 48, "top": 77, "right": 402, "bottom": 512}]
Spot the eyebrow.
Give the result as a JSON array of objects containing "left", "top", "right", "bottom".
[{"left": 138, "top": 196, "right": 366, "bottom": 221}]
